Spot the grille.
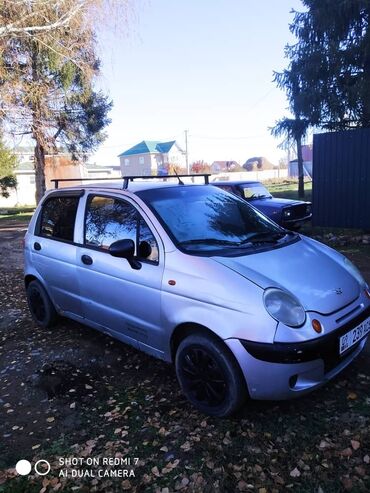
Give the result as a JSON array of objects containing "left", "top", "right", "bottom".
[{"left": 285, "top": 204, "right": 309, "bottom": 220}]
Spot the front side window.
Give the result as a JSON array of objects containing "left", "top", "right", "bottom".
[
  {"left": 84, "top": 195, "right": 159, "bottom": 262},
  {"left": 39, "top": 195, "right": 79, "bottom": 242}
]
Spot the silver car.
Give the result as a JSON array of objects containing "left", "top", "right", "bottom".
[{"left": 24, "top": 177, "right": 370, "bottom": 417}]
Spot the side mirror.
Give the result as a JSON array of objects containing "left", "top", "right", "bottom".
[{"left": 109, "top": 239, "right": 141, "bottom": 270}]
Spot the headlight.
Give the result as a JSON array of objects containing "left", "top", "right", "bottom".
[
  {"left": 306, "top": 204, "right": 312, "bottom": 214},
  {"left": 283, "top": 209, "right": 292, "bottom": 218},
  {"left": 342, "top": 257, "right": 366, "bottom": 287},
  {"left": 263, "top": 288, "right": 306, "bottom": 327}
]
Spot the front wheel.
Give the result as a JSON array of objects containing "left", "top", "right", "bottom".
[
  {"left": 175, "top": 333, "right": 247, "bottom": 417},
  {"left": 26, "top": 280, "right": 58, "bottom": 328}
]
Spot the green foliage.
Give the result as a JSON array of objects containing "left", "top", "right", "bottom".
[
  {"left": 0, "top": 139, "right": 17, "bottom": 178},
  {"left": 270, "top": 117, "right": 309, "bottom": 146},
  {"left": 0, "top": 139, "right": 17, "bottom": 197},
  {"left": 274, "top": 0, "right": 370, "bottom": 129}
]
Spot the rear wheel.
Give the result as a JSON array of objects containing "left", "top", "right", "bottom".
[
  {"left": 26, "top": 280, "right": 58, "bottom": 328},
  {"left": 175, "top": 333, "right": 247, "bottom": 417}
]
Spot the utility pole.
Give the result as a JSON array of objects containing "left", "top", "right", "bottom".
[{"left": 184, "top": 129, "right": 189, "bottom": 174}]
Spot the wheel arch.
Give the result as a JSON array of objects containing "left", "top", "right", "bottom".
[{"left": 24, "top": 274, "right": 39, "bottom": 287}]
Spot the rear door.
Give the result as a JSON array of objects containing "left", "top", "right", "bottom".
[
  {"left": 31, "top": 191, "right": 83, "bottom": 317},
  {"left": 76, "top": 193, "right": 165, "bottom": 355}
]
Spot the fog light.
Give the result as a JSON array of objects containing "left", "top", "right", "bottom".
[{"left": 312, "top": 319, "right": 322, "bottom": 334}]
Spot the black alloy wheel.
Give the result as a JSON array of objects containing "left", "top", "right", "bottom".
[{"left": 175, "top": 333, "right": 247, "bottom": 417}]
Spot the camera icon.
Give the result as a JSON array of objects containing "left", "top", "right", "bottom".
[{"left": 16, "top": 459, "right": 51, "bottom": 476}]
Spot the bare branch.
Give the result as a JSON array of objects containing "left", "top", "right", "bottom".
[{"left": 0, "top": 1, "right": 86, "bottom": 37}]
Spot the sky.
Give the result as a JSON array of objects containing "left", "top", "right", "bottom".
[{"left": 92, "top": 0, "right": 305, "bottom": 167}]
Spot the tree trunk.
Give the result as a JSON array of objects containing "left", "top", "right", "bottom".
[
  {"left": 296, "top": 137, "right": 305, "bottom": 199},
  {"left": 34, "top": 140, "right": 46, "bottom": 204}
]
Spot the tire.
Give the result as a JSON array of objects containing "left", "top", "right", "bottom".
[
  {"left": 26, "top": 280, "right": 58, "bottom": 328},
  {"left": 175, "top": 333, "right": 247, "bottom": 417}
]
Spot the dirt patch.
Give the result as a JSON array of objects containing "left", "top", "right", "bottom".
[
  {"left": 0, "top": 219, "right": 28, "bottom": 271},
  {"left": 1, "top": 222, "right": 370, "bottom": 492}
]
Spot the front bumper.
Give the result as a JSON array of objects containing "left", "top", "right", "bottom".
[{"left": 225, "top": 306, "right": 370, "bottom": 400}]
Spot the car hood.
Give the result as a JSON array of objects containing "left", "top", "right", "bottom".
[
  {"left": 212, "top": 237, "right": 360, "bottom": 314},
  {"left": 250, "top": 197, "right": 307, "bottom": 209}
]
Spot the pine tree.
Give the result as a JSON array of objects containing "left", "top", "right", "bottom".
[{"left": 274, "top": 0, "right": 370, "bottom": 130}]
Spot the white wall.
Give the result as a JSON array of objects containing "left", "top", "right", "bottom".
[
  {"left": 210, "top": 169, "right": 288, "bottom": 182},
  {"left": 0, "top": 172, "right": 36, "bottom": 207}
]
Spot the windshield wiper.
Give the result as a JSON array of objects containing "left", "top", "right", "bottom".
[
  {"left": 243, "top": 231, "right": 291, "bottom": 244},
  {"left": 249, "top": 194, "right": 270, "bottom": 199},
  {"left": 179, "top": 238, "right": 243, "bottom": 246}
]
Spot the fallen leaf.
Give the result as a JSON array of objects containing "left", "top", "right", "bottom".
[
  {"left": 340, "top": 448, "right": 353, "bottom": 457},
  {"left": 121, "top": 480, "right": 131, "bottom": 490},
  {"left": 290, "top": 467, "right": 301, "bottom": 478},
  {"left": 351, "top": 440, "right": 360, "bottom": 450}
]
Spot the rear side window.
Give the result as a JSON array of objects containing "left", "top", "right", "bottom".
[{"left": 39, "top": 196, "right": 79, "bottom": 242}]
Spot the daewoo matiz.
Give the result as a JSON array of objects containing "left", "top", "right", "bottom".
[{"left": 24, "top": 175, "right": 370, "bottom": 417}]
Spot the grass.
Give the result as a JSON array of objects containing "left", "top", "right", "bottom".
[
  {"left": 0, "top": 212, "right": 33, "bottom": 222},
  {"left": 0, "top": 206, "right": 35, "bottom": 224},
  {"left": 264, "top": 178, "right": 313, "bottom": 202}
]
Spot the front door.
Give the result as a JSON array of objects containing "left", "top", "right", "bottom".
[{"left": 76, "top": 194, "right": 164, "bottom": 354}]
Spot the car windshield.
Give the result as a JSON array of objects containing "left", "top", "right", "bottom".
[
  {"left": 240, "top": 183, "right": 272, "bottom": 199},
  {"left": 137, "top": 186, "right": 289, "bottom": 254}
]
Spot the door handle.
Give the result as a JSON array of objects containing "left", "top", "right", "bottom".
[
  {"left": 81, "top": 254, "right": 93, "bottom": 265},
  {"left": 34, "top": 242, "right": 41, "bottom": 251}
]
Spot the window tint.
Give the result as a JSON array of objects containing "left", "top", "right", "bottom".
[
  {"left": 137, "top": 186, "right": 283, "bottom": 254},
  {"left": 85, "top": 195, "right": 159, "bottom": 262},
  {"left": 40, "top": 196, "right": 79, "bottom": 242}
]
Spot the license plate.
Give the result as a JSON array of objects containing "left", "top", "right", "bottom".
[{"left": 339, "top": 316, "right": 370, "bottom": 355}]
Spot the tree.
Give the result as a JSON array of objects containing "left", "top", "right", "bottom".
[
  {"left": 271, "top": 117, "right": 309, "bottom": 199},
  {"left": 0, "top": 1, "right": 114, "bottom": 202},
  {"left": 190, "top": 160, "right": 211, "bottom": 174},
  {"left": 0, "top": 138, "right": 17, "bottom": 198},
  {"left": 274, "top": 0, "right": 370, "bottom": 130}
]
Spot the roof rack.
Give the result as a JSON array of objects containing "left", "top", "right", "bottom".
[{"left": 51, "top": 174, "right": 211, "bottom": 189}]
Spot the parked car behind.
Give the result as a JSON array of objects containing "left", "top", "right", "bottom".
[
  {"left": 24, "top": 176, "right": 370, "bottom": 417},
  {"left": 211, "top": 180, "right": 312, "bottom": 229}
]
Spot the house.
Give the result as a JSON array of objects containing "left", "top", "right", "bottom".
[
  {"left": 288, "top": 144, "right": 313, "bottom": 178},
  {"left": 211, "top": 161, "right": 240, "bottom": 174},
  {"left": 118, "top": 140, "right": 186, "bottom": 176},
  {"left": 0, "top": 149, "right": 121, "bottom": 207}
]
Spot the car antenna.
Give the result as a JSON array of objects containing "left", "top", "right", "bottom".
[{"left": 174, "top": 170, "right": 184, "bottom": 185}]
